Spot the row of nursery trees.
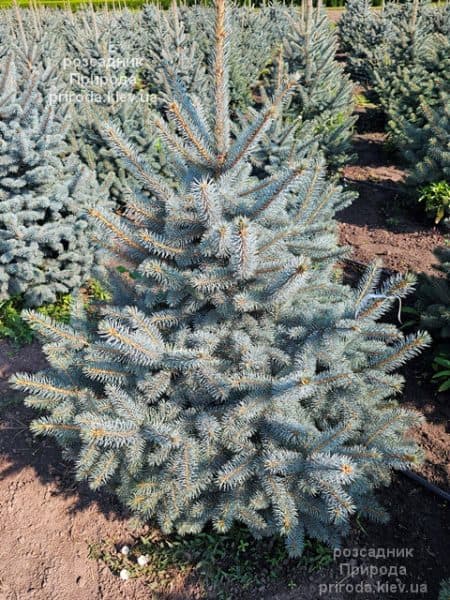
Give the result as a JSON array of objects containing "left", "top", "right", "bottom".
[
  {"left": 0, "top": 0, "right": 446, "bottom": 555},
  {"left": 1, "top": 0, "right": 356, "bottom": 306},
  {"left": 339, "top": 0, "right": 450, "bottom": 224},
  {"left": 339, "top": 0, "right": 450, "bottom": 392}
]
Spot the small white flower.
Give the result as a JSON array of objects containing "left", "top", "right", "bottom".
[
  {"left": 119, "top": 569, "right": 130, "bottom": 581},
  {"left": 137, "top": 555, "right": 149, "bottom": 567},
  {"left": 120, "top": 545, "right": 130, "bottom": 556}
]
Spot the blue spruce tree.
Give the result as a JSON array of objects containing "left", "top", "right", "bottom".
[
  {"left": 401, "top": 90, "right": 450, "bottom": 197},
  {"left": 254, "top": 0, "right": 355, "bottom": 174},
  {"left": 11, "top": 0, "right": 430, "bottom": 555},
  {"left": 61, "top": 8, "right": 164, "bottom": 209},
  {"left": 141, "top": 2, "right": 213, "bottom": 107},
  {"left": 141, "top": 1, "right": 288, "bottom": 113},
  {"left": 338, "top": 0, "right": 391, "bottom": 82},
  {"left": 369, "top": 1, "right": 449, "bottom": 204},
  {"left": 0, "top": 51, "right": 106, "bottom": 306},
  {"left": 279, "top": 0, "right": 356, "bottom": 168}
]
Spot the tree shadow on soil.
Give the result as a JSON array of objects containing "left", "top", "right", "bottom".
[
  {"left": 0, "top": 401, "right": 127, "bottom": 519},
  {"left": 0, "top": 340, "right": 127, "bottom": 520}
]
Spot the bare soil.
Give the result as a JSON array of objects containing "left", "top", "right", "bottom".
[
  {"left": 326, "top": 8, "right": 344, "bottom": 23},
  {"left": 337, "top": 105, "right": 447, "bottom": 276}
]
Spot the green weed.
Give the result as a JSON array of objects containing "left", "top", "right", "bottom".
[
  {"left": 0, "top": 279, "right": 111, "bottom": 346},
  {"left": 354, "top": 93, "right": 378, "bottom": 109},
  {"left": 0, "top": 294, "right": 71, "bottom": 345},
  {"left": 432, "top": 352, "right": 450, "bottom": 393},
  {"left": 89, "top": 527, "right": 333, "bottom": 598},
  {"left": 418, "top": 181, "right": 450, "bottom": 224},
  {"left": 85, "top": 278, "right": 112, "bottom": 302}
]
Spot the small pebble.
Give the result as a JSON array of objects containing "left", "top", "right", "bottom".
[
  {"left": 137, "top": 555, "right": 149, "bottom": 567},
  {"left": 120, "top": 546, "right": 130, "bottom": 556},
  {"left": 119, "top": 569, "right": 130, "bottom": 581}
]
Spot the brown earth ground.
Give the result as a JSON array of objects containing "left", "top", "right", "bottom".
[
  {"left": 327, "top": 8, "right": 344, "bottom": 22},
  {"left": 337, "top": 102, "right": 446, "bottom": 275},
  {"left": 1, "top": 71, "right": 449, "bottom": 600}
]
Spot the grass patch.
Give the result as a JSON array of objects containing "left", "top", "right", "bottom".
[
  {"left": 0, "top": 294, "right": 72, "bottom": 345},
  {"left": 418, "top": 180, "right": 450, "bottom": 225},
  {"left": 354, "top": 92, "right": 378, "bottom": 109},
  {"left": 0, "top": 279, "right": 111, "bottom": 346},
  {"left": 89, "top": 526, "right": 333, "bottom": 598}
]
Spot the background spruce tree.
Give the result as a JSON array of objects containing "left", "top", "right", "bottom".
[
  {"left": 183, "top": 3, "right": 291, "bottom": 113},
  {"left": 141, "top": 1, "right": 353, "bottom": 172},
  {"left": 61, "top": 9, "right": 167, "bottom": 209},
  {"left": 1, "top": 2, "right": 355, "bottom": 211},
  {"left": 261, "top": 0, "right": 356, "bottom": 170},
  {"left": 339, "top": 0, "right": 449, "bottom": 85},
  {"left": 0, "top": 15, "right": 10, "bottom": 60},
  {"left": 2, "top": 3, "right": 67, "bottom": 73},
  {"left": 416, "top": 247, "right": 450, "bottom": 342},
  {"left": 424, "top": 1, "right": 450, "bottom": 35},
  {"left": 338, "top": 0, "right": 387, "bottom": 81},
  {"left": 141, "top": 2, "right": 210, "bottom": 108},
  {"left": 0, "top": 52, "right": 106, "bottom": 307},
  {"left": 11, "top": 0, "right": 430, "bottom": 556},
  {"left": 370, "top": 3, "right": 444, "bottom": 133},
  {"left": 439, "top": 578, "right": 450, "bottom": 600},
  {"left": 393, "top": 75, "right": 449, "bottom": 208},
  {"left": 141, "top": 1, "right": 289, "bottom": 113},
  {"left": 341, "top": 0, "right": 449, "bottom": 217},
  {"left": 402, "top": 90, "right": 450, "bottom": 215},
  {"left": 368, "top": 2, "right": 449, "bottom": 213}
]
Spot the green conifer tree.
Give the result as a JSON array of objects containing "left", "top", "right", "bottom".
[
  {"left": 338, "top": 0, "right": 386, "bottom": 81},
  {"left": 11, "top": 0, "right": 430, "bottom": 556},
  {"left": 390, "top": 40, "right": 450, "bottom": 195},
  {"left": 416, "top": 247, "right": 450, "bottom": 341},
  {"left": 370, "top": 3, "right": 449, "bottom": 197},
  {"left": 268, "top": 0, "right": 356, "bottom": 169},
  {"left": 402, "top": 91, "right": 450, "bottom": 192},
  {"left": 339, "top": 0, "right": 448, "bottom": 84},
  {"left": 439, "top": 577, "right": 450, "bottom": 600},
  {"left": 423, "top": 1, "right": 450, "bottom": 36},
  {"left": 0, "top": 52, "right": 106, "bottom": 306},
  {"left": 338, "top": 0, "right": 400, "bottom": 83},
  {"left": 371, "top": 5, "right": 443, "bottom": 132},
  {"left": 62, "top": 9, "right": 166, "bottom": 208}
]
